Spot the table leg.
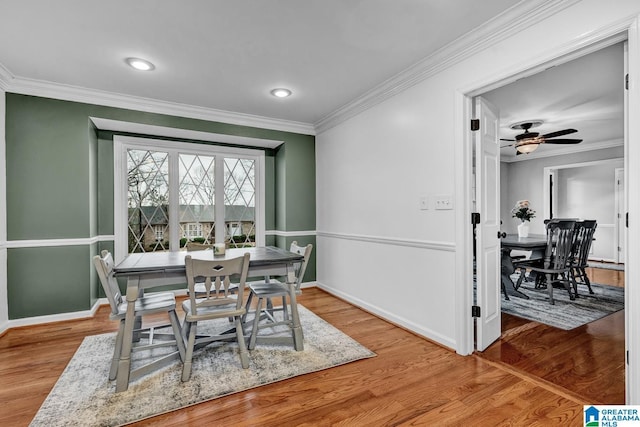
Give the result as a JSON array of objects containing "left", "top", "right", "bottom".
[
  {"left": 115, "top": 276, "right": 140, "bottom": 392},
  {"left": 501, "top": 251, "right": 529, "bottom": 299}
]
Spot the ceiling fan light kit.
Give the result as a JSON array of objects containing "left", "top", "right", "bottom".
[{"left": 501, "top": 120, "right": 582, "bottom": 155}]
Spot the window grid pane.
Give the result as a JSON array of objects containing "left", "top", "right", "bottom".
[
  {"left": 127, "top": 150, "right": 169, "bottom": 253},
  {"left": 179, "top": 154, "right": 215, "bottom": 246},
  {"left": 224, "top": 158, "right": 256, "bottom": 248}
]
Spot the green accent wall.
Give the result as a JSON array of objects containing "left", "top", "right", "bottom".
[{"left": 5, "top": 93, "right": 315, "bottom": 319}]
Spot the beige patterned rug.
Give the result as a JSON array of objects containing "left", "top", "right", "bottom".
[{"left": 30, "top": 305, "right": 375, "bottom": 427}]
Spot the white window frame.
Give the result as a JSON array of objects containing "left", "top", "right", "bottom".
[
  {"left": 154, "top": 225, "right": 164, "bottom": 241},
  {"left": 184, "top": 222, "right": 203, "bottom": 239},
  {"left": 114, "top": 135, "right": 265, "bottom": 262}
]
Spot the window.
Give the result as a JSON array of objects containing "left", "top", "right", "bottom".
[
  {"left": 114, "top": 136, "right": 265, "bottom": 258},
  {"left": 154, "top": 225, "right": 164, "bottom": 241},
  {"left": 227, "top": 222, "right": 241, "bottom": 237},
  {"left": 184, "top": 223, "right": 203, "bottom": 239}
]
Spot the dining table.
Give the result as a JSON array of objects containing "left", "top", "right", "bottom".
[
  {"left": 500, "top": 233, "right": 547, "bottom": 299},
  {"left": 112, "top": 245, "right": 304, "bottom": 392}
]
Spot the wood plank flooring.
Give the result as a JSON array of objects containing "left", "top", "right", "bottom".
[
  {"left": 0, "top": 269, "right": 622, "bottom": 426},
  {"left": 479, "top": 266, "right": 625, "bottom": 405}
]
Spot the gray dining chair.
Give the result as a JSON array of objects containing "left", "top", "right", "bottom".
[
  {"left": 92, "top": 250, "right": 185, "bottom": 382},
  {"left": 244, "top": 242, "right": 312, "bottom": 351},
  {"left": 181, "top": 253, "right": 251, "bottom": 382},
  {"left": 569, "top": 220, "right": 597, "bottom": 296},
  {"left": 513, "top": 220, "right": 578, "bottom": 304}
]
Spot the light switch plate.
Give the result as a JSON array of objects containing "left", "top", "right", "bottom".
[
  {"left": 434, "top": 195, "right": 454, "bottom": 210},
  {"left": 420, "top": 196, "right": 429, "bottom": 210}
]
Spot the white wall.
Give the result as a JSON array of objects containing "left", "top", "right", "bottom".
[
  {"left": 316, "top": 0, "right": 640, "bottom": 353},
  {"left": 501, "top": 146, "right": 624, "bottom": 235},
  {"left": 557, "top": 159, "right": 623, "bottom": 261}
]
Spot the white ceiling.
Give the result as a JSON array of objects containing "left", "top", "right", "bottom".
[
  {"left": 482, "top": 41, "right": 625, "bottom": 161},
  {"left": 0, "top": 0, "right": 523, "bottom": 128}
]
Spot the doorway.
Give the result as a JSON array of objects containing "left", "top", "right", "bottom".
[{"left": 460, "top": 30, "right": 638, "bottom": 403}]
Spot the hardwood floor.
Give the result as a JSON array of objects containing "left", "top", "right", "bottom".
[
  {"left": 0, "top": 274, "right": 622, "bottom": 426},
  {"left": 479, "top": 267, "right": 626, "bottom": 405}
]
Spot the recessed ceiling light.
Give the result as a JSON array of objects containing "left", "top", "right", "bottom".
[
  {"left": 125, "top": 57, "right": 155, "bottom": 71},
  {"left": 270, "top": 88, "right": 292, "bottom": 98}
]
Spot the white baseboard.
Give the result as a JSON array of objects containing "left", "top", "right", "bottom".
[
  {"left": 3, "top": 298, "right": 106, "bottom": 332},
  {"left": 314, "top": 281, "right": 456, "bottom": 351}
]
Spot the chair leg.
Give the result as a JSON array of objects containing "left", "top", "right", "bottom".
[
  {"left": 248, "top": 297, "right": 264, "bottom": 350},
  {"left": 580, "top": 267, "right": 595, "bottom": 294},
  {"left": 181, "top": 322, "right": 197, "bottom": 382},
  {"left": 562, "top": 272, "right": 575, "bottom": 300},
  {"left": 110, "top": 321, "right": 126, "bottom": 381},
  {"left": 546, "top": 273, "right": 555, "bottom": 305},
  {"left": 234, "top": 316, "right": 250, "bottom": 369},
  {"left": 168, "top": 310, "right": 186, "bottom": 362},
  {"left": 242, "top": 291, "right": 255, "bottom": 325}
]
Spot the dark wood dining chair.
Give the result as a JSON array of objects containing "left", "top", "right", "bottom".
[
  {"left": 513, "top": 219, "right": 578, "bottom": 304},
  {"left": 569, "top": 220, "right": 597, "bottom": 296}
]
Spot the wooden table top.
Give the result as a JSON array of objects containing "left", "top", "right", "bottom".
[
  {"left": 114, "top": 246, "right": 303, "bottom": 275},
  {"left": 501, "top": 234, "right": 547, "bottom": 250}
]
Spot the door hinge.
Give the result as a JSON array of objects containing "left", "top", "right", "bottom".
[
  {"left": 627, "top": 212, "right": 629, "bottom": 228},
  {"left": 471, "top": 212, "right": 480, "bottom": 225},
  {"left": 470, "top": 119, "right": 480, "bottom": 131},
  {"left": 627, "top": 350, "right": 630, "bottom": 365},
  {"left": 472, "top": 305, "right": 481, "bottom": 318},
  {"left": 626, "top": 73, "right": 629, "bottom": 90}
]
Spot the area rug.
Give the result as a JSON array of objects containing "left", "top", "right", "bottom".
[
  {"left": 501, "top": 280, "right": 624, "bottom": 330},
  {"left": 30, "top": 305, "right": 375, "bottom": 427}
]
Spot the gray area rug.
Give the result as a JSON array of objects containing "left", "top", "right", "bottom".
[
  {"left": 502, "top": 279, "right": 624, "bottom": 330},
  {"left": 30, "top": 305, "right": 375, "bottom": 427}
]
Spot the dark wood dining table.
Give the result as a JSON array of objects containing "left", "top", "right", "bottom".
[
  {"left": 112, "top": 246, "right": 304, "bottom": 392},
  {"left": 500, "top": 234, "right": 547, "bottom": 299}
]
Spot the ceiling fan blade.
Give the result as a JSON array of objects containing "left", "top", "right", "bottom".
[
  {"left": 500, "top": 138, "right": 515, "bottom": 142},
  {"left": 541, "top": 129, "right": 578, "bottom": 139},
  {"left": 543, "top": 138, "right": 583, "bottom": 144}
]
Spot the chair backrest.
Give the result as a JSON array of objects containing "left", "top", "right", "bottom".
[
  {"left": 573, "top": 220, "right": 597, "bottom": 267},
  {"left": 92, "top": 250, "right": 123, "bottom": 316},
  {"left": 288, "top": 241, "right": 313, "bottom": 291},
  {"left": 544, "top": 220, "right": 576, "bottom": 270},
  {"left": 185, "top": 253, "right": 250, "bottom": 315}
]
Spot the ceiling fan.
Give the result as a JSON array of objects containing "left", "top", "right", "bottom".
[{"left": 500, "top": 121, "right": 582, "bottom": 154}]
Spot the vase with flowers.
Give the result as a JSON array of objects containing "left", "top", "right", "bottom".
[{"left": 512, "top": 200, "right": 535, "bottom": 238}]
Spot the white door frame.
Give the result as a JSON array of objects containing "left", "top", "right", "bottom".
[{"left": 455, "top": 16, "right": 640, "bottom": 403}]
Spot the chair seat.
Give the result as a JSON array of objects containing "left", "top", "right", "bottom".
[
  {"left": 249, "top": 280, "right": 297, "bottom": 297},
  {"left": 112, "top": 292, "right": 177, "bottom": 320}
]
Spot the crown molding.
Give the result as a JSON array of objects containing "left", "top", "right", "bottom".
[
  {"left": 5, "top": 76, "right": 315, "bottom": 136},
  {"left": 501, "top": 139, "right": 624, "bottom": 163},
  {"left": 314, "top": 0, "right": 581, "bottom": 134},
  {"left": 0, "top": 63, "right": 11, "bottom": 91}
]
